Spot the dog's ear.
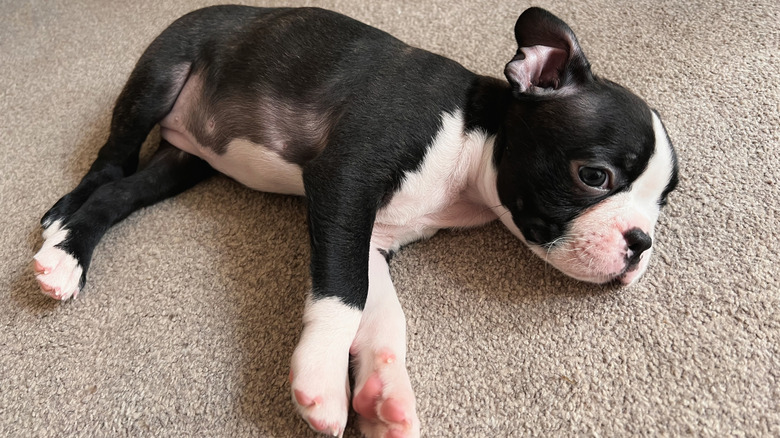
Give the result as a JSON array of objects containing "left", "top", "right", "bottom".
[{"left": 504, "top": 8, "right": 592, "bottom": 97}]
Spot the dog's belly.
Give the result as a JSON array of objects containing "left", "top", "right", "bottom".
[
  {"left": 160, "top": 78, "right": 496, "bottom": 248},
  {"left": 161, "top": 127, "right": 305, "bottom": 195}
]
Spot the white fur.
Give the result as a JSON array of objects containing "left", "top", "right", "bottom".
[
  {"left": 290, "top": 296, "right": 362, "bottom": 437},
  {"left": 34, "top": 223, "right": 83, "bottom": 300},
  {"left": 183, "top": 135, "right": 304, "bottom": 195},
  {"left": 41, "top": 218, "right": 63, "bottom": 239},
  {"left": 628, "top": 112, "right": 676, "bottom": 224},
  {"left": 354, "top": 246, "right": 408, "bottom": 363},
  {"left": 372, "top": 111, "right": 498, "bottom": 250},
  {"left": 160, "top": 126, "right": 304, "bottom": 196}
]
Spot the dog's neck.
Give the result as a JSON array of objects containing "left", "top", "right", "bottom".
[
  {"left": 464, "top": 75, "right": 514, "bottom": 138},
  {"left": 462, "top": 78, "right": 511, "bottom": 205}
]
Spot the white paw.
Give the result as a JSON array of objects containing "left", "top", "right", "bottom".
[
  {"left": 289, "top": 363, "right": 349, "bottom": 437},
  {"left": 33, "top": 222, "right": 82, "bottom": 300},
  {"left": 290, "top": 297, "right": 363, "bottom": 437},
  {"left": 351, "top": 347, "right": 420, "bottom": 438}
]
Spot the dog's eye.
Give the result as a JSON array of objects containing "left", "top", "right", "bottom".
[{"left": 578, "top": 166, "right": 609, "bottom": 189}]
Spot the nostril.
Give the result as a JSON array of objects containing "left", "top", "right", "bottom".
[{"left": 624, "top": 228, "right": 652, "bottom": 266}]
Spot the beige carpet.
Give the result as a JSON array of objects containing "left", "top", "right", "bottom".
[{"left": 2, "top": 0, "right": 778, "bottom": 436}]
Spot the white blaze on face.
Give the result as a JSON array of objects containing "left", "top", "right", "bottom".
[
  {"left": 536, "top": 111, "right": 676, "bottom": 285},
  {"left": 628, "top": 112, "right": 676, "bottom": 232}
]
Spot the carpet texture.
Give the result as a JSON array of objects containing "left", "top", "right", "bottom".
[{"left": 2, "top": 0, "right": 778, "bottom": 436}]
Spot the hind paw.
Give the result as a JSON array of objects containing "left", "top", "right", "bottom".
[{"left": 33, "top": 222, "right": 82, "bottom": 300}]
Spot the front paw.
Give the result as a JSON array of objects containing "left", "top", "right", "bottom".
[
  {"left": 289, "top": 362, "right": 350, "bottom": 437},
  {"left": 352, "top": 347, "right": 420, "bottom": 438},
  {"left": 290, "top": 297, "right": 363, "bottom": 436},
  {"left": 33, "top": 221, "right": 83, "bottom": 300}
]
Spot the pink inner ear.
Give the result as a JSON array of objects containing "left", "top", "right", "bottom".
[{"left": 506, "top": 45, "right": 569, "bottom": 92}]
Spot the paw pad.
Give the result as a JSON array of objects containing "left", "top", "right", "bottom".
[{"left": 352, "top": 349, "right": 420, "bottom": 438}]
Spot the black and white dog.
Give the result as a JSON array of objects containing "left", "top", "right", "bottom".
[{"left": 33, "top": 6, "right": 678, "bottom": 438}]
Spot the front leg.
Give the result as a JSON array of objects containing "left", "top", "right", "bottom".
[
  {"left": 290, "top": 163, "right": 378, "bottom": 436},
  {"left": 351, "top": 244, "right": 420, "bottom": 438}
]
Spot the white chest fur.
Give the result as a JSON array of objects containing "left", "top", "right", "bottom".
[{"left": 372, "top": 111, "right": 497, "bottom": 250}]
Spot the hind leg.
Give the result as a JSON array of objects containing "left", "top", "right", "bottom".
[
  {"left": 36, "top": 15, "right": 206, "bottom": 299},
  {"left": 41, "top": 23, "right": 196, "bottom": 233},
  {"left": 42, "top": 64, "right": 191, "bottom": 231},
  {"left": 34, "top": 142, "right": 214, "bottom": 300}
]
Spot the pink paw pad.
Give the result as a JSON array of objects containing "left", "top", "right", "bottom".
[
  {"left": 353, "top": 373, "right": 412, "bottom": 425},
  {"left": 294, "top": 389, "right": 324, "bottom": 408},
  {"left": 352, "top": 347, "right": 419, "bottom": 437},
  {"left": 380, "top": 398, "right": 408, "bottom": 424},
  {"left": 33, "top": 259, "right": 50, "bottom": 275},
  {"left": 353, "top": 374, "right": 384, "bottom": 419}
]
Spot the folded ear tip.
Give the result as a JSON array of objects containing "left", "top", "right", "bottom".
[
  {"left": 516, "top": 7, "right": 561, "bottom": 29},
  {"left": 514, "top": 7, "right": 576, "bottom": 48}
]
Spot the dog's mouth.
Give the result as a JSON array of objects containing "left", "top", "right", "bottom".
[
  {"left": 612, "top": 254, "right": 648, "bottom": 286},
  {"left": 613, "top": 269, "right": 635, "bottom": 285}
]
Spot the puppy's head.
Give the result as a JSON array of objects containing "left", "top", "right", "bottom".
[{"left": 495, "top": 8, "right": 679, "bottom": 285}]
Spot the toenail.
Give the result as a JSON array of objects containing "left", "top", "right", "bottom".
[{"left": 378, "top": 348, "right": 396, "bottom": 365}]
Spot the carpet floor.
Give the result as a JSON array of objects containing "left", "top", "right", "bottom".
[{"left": 1, "top": 0, "right": 778, "bottom": 436}]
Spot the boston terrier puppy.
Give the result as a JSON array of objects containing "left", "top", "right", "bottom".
[{"left": 33, "top": 6, "right": 678, "bottom": 437}]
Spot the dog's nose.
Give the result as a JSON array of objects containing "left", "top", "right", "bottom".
[{"left": 624, "top": 228, "right": 652, "bottom": 267}]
